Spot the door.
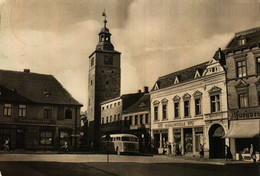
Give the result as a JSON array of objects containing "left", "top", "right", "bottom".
[
  {"left": 209, "top": 124, "right": 225, "bottom": 158},
  {"left": 16, "top": 129, "right": 25, "bottom": 149}
]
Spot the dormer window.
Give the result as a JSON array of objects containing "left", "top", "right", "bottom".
[
  {"left": 44, "top": 90, "right": 51, "bottom": 97},
  {"left": 237, "top": 37, "right": 246, "bottom": 46}
]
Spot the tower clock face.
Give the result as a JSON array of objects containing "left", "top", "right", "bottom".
[{"left": 104, "top": 56, "right": 113, "bottom": 65}]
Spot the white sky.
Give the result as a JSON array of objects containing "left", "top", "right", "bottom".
[{"left": 0, "top": 0, "right": 260, "bottom": 111}]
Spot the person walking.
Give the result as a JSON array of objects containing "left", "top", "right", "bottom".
[
  {"left": 199, "top": 144, "right": 204, "bottom": 158},
  {"left": 225, "top": 145, "right": 233, "bottom": 161},
  {"left": 250, "top": 144, "right": 256, "bottom": 163}
]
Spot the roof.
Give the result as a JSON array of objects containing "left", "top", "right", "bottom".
[
  {"left": 123, "top": 94, "right": 150, "bottom": 114},
  {"left": 151, "top": 62, "right": 208, "bottom": 91},
  {"left": 0, "top": 69, "right": 82, "bottom": 106},
  {"left": 225, "top": 26, "right": 260, "bottom": 50},
  {"left": 0, "top": 85, "right": 32, "bottom": 103},
  {"left": 121, "top": 93, "right": 145, "bottom": 110}
]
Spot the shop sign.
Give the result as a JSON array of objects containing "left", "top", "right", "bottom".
[
  {"left": 229, "top": 108, "right": 260, "bottom": 120},
  {"left": 163, "top": 120, "right": 201, "bottom": 128},
  {"left": 14, "top": 118, "right": 55, "bottom": 124}
]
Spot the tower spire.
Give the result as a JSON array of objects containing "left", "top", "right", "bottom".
[{"left": 102, "top": 9, "right": 107, "bottom": 28}]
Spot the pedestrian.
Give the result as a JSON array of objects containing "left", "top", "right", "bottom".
[
  {"left": 225, "top": 145, "right": 233, "bottom": 161},
  {"left": 168, "top": 142, "right": 171, "bottom": 155},
  {"left": 250, "top": 144, "right": 256, "bottom": 163},
  {"left": 172, "top": 142, "right": 176, "bottom": 156},
  {"left": 199, "top": 144, "right": 204, "bottom": 158},
  {"left": 3, "top": 138, "right": 10, "bottom": 151}
]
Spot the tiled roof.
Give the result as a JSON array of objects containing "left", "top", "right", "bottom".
[
  {"left": 0, "top": 85, "right": 32, "bottom": 103},
  {"left": 152, "top": 62, "right": 208, "bottom": 91},
  {"left": 123, "top": 94, "right": 150, "bottom": 114},
  {"left": 0, "top": 69, "right": 82, "bottom": 106},
  {"left": 225, "top": 27, "right": 260, "bottom": 49},
  {"left": 122, "top": 93, "right": 145, "bottom": 110}
]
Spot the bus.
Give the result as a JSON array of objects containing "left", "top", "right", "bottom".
[{"left": 100, "top": 134, "right": 139, "bottom": 155}]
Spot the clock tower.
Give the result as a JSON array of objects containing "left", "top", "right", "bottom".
[{"left": 88, "top": 12, "right": 121, "bottom": 149}]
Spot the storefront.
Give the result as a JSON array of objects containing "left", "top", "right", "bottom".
[{"left": 224, "top": 119, "right": 260, "bottom": 161}]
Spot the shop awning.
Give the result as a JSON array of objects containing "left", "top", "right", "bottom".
[{"left": 223, "top": 119, "right": 260, "bottom": 138}]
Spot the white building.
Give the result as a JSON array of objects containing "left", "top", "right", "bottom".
[{"left": 150, "top": 49, "right": 229, "bottom": 158}]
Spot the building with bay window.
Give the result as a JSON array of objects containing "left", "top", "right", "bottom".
[
  {"left": 0, "top": 69, "right": 82, "bottom": 151},
  {"left": 150, "top": 49, "right": 229, "bottom": 158},
  {"left": 223, "top": 27, "right": 260, "bottom": 161}
]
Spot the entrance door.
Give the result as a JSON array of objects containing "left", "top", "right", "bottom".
[
  {"left": 16, "top": 129, "right": 25, "bottom": 149},
  {"left": 209, "top": 124, "right": 225, "bottom": 158}
]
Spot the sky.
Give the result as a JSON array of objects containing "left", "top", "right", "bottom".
[{"left": 0, "top": 0, "right": 260, "bottom": 111}]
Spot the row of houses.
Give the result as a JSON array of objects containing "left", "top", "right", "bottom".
[{"left": 91, "top": 24, "right": 260, "bottom": 159}]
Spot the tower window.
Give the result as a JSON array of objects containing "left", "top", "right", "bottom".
[
  {"left": 91, "top": 80, "right": 93, "bottom": 85},
  {"left": 106, "top": 81, "right": 109, "bottom": 85},
  {"left": 91, "top": 57, "right": 94, "bottom": 67},
  {"left": 257, "top": 57, "right": 260, "bottom": 74}
]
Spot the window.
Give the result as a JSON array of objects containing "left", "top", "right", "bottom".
[
  {"left": 107, "top": 105, "right": 109, "bottom": 109},
  {"left": 114, "top": 115, "right": 116, "bottom": 122},
  {"left": 118, "top": 102, "right": 120, "bottom": 106},
  {"left": 184, "top": 100, "right": 190, "bottom": 117},
  {"left": 102, "top": 107, "right": 104, "bottom": 110},
  {"left": 195, "top": 98, "right": 201, "bottom": 115},
  {"left": 210, "top": 95, "right": 220, "bottom": 113},
  {"left": 239, "top": 93, "right": 248, "bottom": 108},
  {"left": 106, "top": 116, "right": 108, "bottom": 123},
  {"left": 140, "top": 114, "right": 143, "bottom": 124},
  {"left": 174, "top": 102, "right": 179, "bottom": 118},
  {"left": 257, "top": 57, "right": 260, "bottom": 74},
  {"left": 154, "top": 106, "right": 158, "bottom": 121},
  {"left": 114, "top": 103, "right": 116, "bottom": 107},
  {"left": 237, "top": 60, "right": 246, "bottom": 77},
  {"left": 129, "top": 116, "right": 133, "bottom": 125},
  {"left": 110, "top": 116, "right": 112, "bottom": 123},
  {"left": 59, "top": 131, "right": 71, "bottom": 146},
  {"left": 3, "top": 104, "right": 12, "bottom": 116},
  {"left": 91, "top": 57, "right": 94, "bottom": 67},
  {"left": 104, "top": 56, "right": 113, "bottom": 65},
  {"left": 110, "top": 104, "right": 112, "bottom": 108},
  {"left": 44, "top": 106, "right": 52, "bottom": 119},
  {"left": 106, "top": 81, "right": 109, "bottom": 85},
  {"left": 91, "top": 80, "right": 93, "bottom": 85},
  {"left": 134, "top": 115, "right": 138, "bottom": 125},
  {"left": 65, "top": 108, "right": 73, "bottom": 119},
  {"left": 102, "top": 117, "right": 104, "bottom": 124},
  {"left": 145, "top": 114, "right": 149, "bottom": 123},
  {"left": 40, "top": 131, "right": 53, "bottom": 145},
  {"left": 18, "top": 105, "right": 27, "bottom": 117},
  {"left": 118, "top": 114, "right": 120, "bottom": 121},
  {"left": 162, "top": 105, "right": 167, "bottom": 120}
]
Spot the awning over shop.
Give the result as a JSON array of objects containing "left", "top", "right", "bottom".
[{"left": 223, "top": 119, "right": 260, "bottom": 138}]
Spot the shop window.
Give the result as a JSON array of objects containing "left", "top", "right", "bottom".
[
  {"left": 18, "top": 105, "right": 27, "bottom": 117},
  {"left": 162, "top": 104, "right": 167, "bottom": 120},
  {"left": 257, "top": 57, "right": 260, "bottom": 74},
  {"left": 43, "top": 106, "right": 52, "bottom": 119},
  {"left": 40, "top": 131, "right": 53, "bottom": 145},
  {"left": 140, "top": 114, "right": 144, "bottom": 124},
  {"left": 65, "top": 108, "right": 73, "bottom": 119},
  {"left": 154, "top": 106, "right": 158, "bottom": 121},
  {"left": 210, "top": 95, "right": 220, "bottom": 113},
  {"left": 195, "top": 132, "right": 204, "bottom": 152},
  {"left": 3, "top": 104, "right": 12, "bottom": 116},
  {"left": 238, "top": 93, "right": 248, "bottom": 108},
  {"left": 0, "top": 129, "right": 11, "bottom": 147},
  {"left": 195, "top": 98, "right": 201, "bottom": 115},
  {"left": 184, "top": 100, "right": 190, "bottom": 117},
  {"left": 174, "top": 102, "right": 180, "bottom": 119},
  {"left": 236, "top": 60, "right": 247, "bottom": 78},
  {"left": 145, "top": 114, "right": 149, "bottom": 123},
  {"left": 59, "top": 131, "right": 71, "bottom": 146}
]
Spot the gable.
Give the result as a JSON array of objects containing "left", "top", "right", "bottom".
[
  {"left": 161, "top": 98, "right": 168, "bottom": 104},
  {"left": 235, "top": 80, "right": 249, "bottom": 88},
  {"left": 193, "top": 90, "right": 203, "bottom": 97},
  {"left": 182, "top": 93, "right": 191, "bottom": 99},
  {"left": 172, "top": 95, "right": 181, "bottom": 102},
  {"left": 208, "top": 86, "right": 222, "bottom": 93}
]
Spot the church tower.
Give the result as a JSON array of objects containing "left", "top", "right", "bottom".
[{"left": 88, "top": 12, "right": 121, "bottom": 148}]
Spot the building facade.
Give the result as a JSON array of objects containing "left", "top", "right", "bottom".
[
  {"left": 88, "top": 16, "right": 121, "bottom": 149},
  {"left": 0, "top": 69, "right": 82, "bottom": 151},
  {"left": 100, "top": 92, "right": 145, "bottom": 137},
  {"left": 150, "top": 50, "right": 229, "bottom": 158},
  {"left": 223, "top": 27, "right": 260, "bottom": 160},
  {"left": 122, "top": 93, "right": 151, "bottom": 153}
]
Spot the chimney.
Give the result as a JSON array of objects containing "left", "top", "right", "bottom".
[
  {"left": 144, "top": 86, "right": 149, "bottom": 93},
  {"left": 24, "top": 69, "right": 30, "bottom": 73},
  {"left": 137, "top": 90, "right": 141, "bottom": 93}
]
